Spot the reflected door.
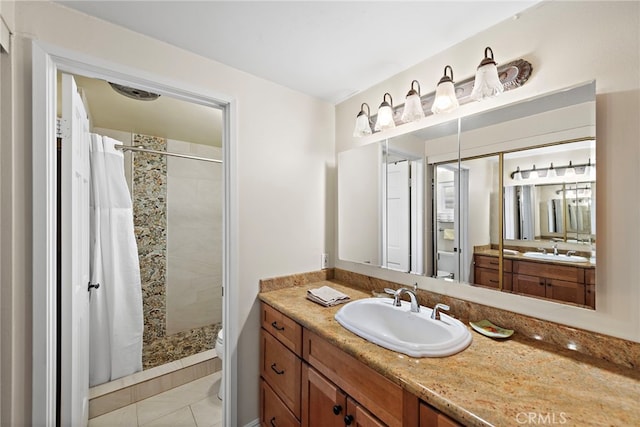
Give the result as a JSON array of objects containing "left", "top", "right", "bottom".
[{"left": 386, "top": 161, "right": 410, "bottom": 271}]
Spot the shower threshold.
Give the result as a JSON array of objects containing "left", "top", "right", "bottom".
[{"left": 88, "top": 349, "right": 220, "bottom": 419}]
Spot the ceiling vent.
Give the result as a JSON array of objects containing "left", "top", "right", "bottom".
[{"left": 108, "top": 82, "right": 161, "bottom": 101}]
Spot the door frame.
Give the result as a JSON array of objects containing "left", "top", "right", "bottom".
[{"left": 31, "top": 40, "right": 239, "bottom": 426}]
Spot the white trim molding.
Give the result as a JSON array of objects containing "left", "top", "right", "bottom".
[{"left": 31, "top": 40, "right": 238, "bottom": 426}]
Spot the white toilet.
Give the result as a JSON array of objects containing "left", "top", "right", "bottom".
[{"left": 215, "top": 329, "right": 224, "bottom": 400}]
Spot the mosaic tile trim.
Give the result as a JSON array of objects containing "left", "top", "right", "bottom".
[
  {"left": 132, "top": 134, "right": 217, "bottom": 369},
  {"left": 142, "top": 323, "right": 221, "bottom": 370},
  {"left": 133, "top": 134, "right": 168, "bottom": 346}
]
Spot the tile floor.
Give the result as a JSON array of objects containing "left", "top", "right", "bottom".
[{"left": 88, "top": 372, "right": 222, "bottom": 427}]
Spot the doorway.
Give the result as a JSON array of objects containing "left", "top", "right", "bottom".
[{"left": 32, "top": 42, "right": 237, "bottom": 426}]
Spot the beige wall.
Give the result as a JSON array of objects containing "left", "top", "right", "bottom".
[
  {"left": 335, "top": 1, "right": 640, "bottom": 342},
  {"left": 3, "top": 1, "right": 334, "bottom": 425}
]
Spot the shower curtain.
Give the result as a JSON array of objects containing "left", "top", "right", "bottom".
[{"left": 89, "top": 134, "right": 143, "bottom": 387}]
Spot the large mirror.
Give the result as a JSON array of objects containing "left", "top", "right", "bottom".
[{"left": 338, "top": 80, "right": 595, "bottom": 308}]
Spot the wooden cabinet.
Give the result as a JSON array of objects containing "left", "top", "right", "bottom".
[
  {"left": 512, "top": 260, "right": 588, "bottom": 306},
  {"left": 300, "top": 364, "right": 386, "bottom": 427},
  {"left": 261, "top": 302, "right": 461, "bottom": 427},
  {"left": 419, "top": 402, "right": 461, "bottom": 427},
  {"left": 260, "top": 304, "right": 303, "bottom": 426},
  {"left": 303, "top": 329, "right": 410, "bottom": 427},
  {"left": 474, "top": 255, "right": 595, "bottom": 308},
  {"left": 585, "top": 268, "right": 596, "bottom": 308},
  {"left": 473, "top": 254, "right": 512, "bottom": 291}
]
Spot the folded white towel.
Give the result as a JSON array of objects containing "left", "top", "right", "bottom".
[{"left": 307, "top": 286, "right": 350, "bottom": 307}]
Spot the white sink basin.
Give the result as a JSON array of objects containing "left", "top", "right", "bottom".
[
  {"left": 522, "top": 252, "right": 589, "bottom": 263},
  {"left": 334, "top": 298, "right": 472, "bottom": 358}
]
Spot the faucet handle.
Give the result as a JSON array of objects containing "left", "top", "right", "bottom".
[
  {"left": 431, "top": 303, "right": 450, "bottom": 320},
  {"left": 384, "top": 288, "right": 397, "bottom": 296},
  {"left": 536, "top": 247, "right": 547, "bottom": 254}
]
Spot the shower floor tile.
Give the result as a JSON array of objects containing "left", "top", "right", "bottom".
[{"left": 88, "top": 372, "right": 222, "bottom": 427}]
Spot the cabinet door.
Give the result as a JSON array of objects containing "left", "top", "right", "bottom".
[
  {"left": 513, "top": 274, "right": 546, "bottom": 298},
  {"left": 262, "top": 379, "right": 301, "bottom": 427},
  {"left": 345, "top": 397, "right": 385, "bottom": 427},
  {"left": 474, "top": 267, "right": 500, "bottom": 288},
  {"left": 546, "top": 278, "right": 585, "bottom": 305},
  {"left": 302, "top": 365, "right": 347, "bottom": 427},
  {"left": 419, "top": 402, "right": 461, "bottom": 427}
]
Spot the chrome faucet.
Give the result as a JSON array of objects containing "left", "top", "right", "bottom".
[
  {"left": 385, "top": 287, "right": 420, "bottom": 313},
  {"left": 431, "top": 303, "right": 450, "bottom": 320},
  {"left": 552, "top": 243, "right": 558, "bottom": 256}
]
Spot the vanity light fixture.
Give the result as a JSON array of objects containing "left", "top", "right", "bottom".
[
  {"left": 352, "top": 102, "right": 373, "bottom": 137},
  {"left": 510, "top": 160, "right": 595, "bottom": 179},
  {"left": 470, "top": 47, "right": 504, "bottom": 101},
  {"left": 374, "top": 93, "right": 396, "bottom": 131},
  {"left": 401, "top": 80, "right": 425, "bottom": 123},
  {"left": 431, "top": 66, "right": 459, "bottom": 114}
]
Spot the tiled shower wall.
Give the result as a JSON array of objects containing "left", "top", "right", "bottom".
[{"left": 132, "top": 133, "right": 220, "bottom": 369}]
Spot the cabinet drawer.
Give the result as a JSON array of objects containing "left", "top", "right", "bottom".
[
  {"left": 261, "top": 329, "right": 302, "bottom": 418},
  {"left": 474, "top": 255, "right": 500, "bottom": 270},
  {"left": 262, "top": 379, "right": 300, "bottom": 427},
  {"left": 474, "top": 267, "right": 500, "bottom": 288},
  {"left": 262, "top": 302, "right": 303, "bottom": 355},
  {"left": 303, "top": 329, "right": 404, "bottom": 427},
  {"left": 513, "top": 260, "right": 583, "bottom": 283},
  {"left": 474, "top": 255, "right": 512, "bottom": 272}
]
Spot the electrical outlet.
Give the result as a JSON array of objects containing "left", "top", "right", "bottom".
[{"left": 321, "top": 253, "right": 329, "bottom": 269}]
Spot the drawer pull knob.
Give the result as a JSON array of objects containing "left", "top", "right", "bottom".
[
  {"left": 270, "top": 363, "right": 285, "bottom": 375},
  {"left": 271, "top": 321, "right": 285, "bottom": 331},
  {"left": 333, "top": 404, "right": 342, "bottom": 415},
  {"left": 344, "top": 415, "right": 354, "bottom": 425},
  {"left": 270, "top": 416, "right": 277, "bottom": 427}
]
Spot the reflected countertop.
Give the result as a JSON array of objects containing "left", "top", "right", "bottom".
[
  {"left": 474, "top": 247, "right": 595, "bottom": 268},
  {"left": 259, "top": 281, "right": 638, "bottom": 427}
]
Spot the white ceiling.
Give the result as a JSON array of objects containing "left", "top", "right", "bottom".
[{"left": 57, "top": 1, "right": 539, "bottom": 104}]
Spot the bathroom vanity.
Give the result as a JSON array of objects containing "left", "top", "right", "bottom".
[
  {"left": 260, "top": 299, "right": 457, "bottom": 427},
  {"left": 259, "top": 278, "right": 639, "bottom": 427}
]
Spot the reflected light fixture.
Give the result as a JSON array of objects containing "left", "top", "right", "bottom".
[
  {"left": 510, "top": 160, "right": 594, "bottom": 180},
  {"left": 352, "top": 102, "right": 372, "bottom": 137},
  {"left": 513, "top": 166, "right": 522, "bottom": 181},
  {"left": 401, "top": 80, "right": 425, "bottom": 123},
  {"left": 470, "top": 47, "right": 504, "bottom": 101},
  {"left": 374, "top": 93, "right": 396, "bottom": 131},
  {"left": 431, "top": 66, "right": 459, "bottom": 114}
]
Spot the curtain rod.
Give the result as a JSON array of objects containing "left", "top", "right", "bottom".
[{"left": 114, "top": 144, "right": 222, "bottom": 164}]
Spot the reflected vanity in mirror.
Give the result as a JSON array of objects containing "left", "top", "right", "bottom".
[{"left": 338, "top": 80, "right": 596, "bottom": 309}]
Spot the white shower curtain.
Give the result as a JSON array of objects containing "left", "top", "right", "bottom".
[{"left": 89, "top": 134, "right": 143, "bottom": 387}]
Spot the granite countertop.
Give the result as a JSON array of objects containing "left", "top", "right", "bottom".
[
  {"left": 259, "top": 280, "right": 639, "bottom": 427},
  {"left": 474, "top": 248, "right": 595, "bottom": 268}
]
